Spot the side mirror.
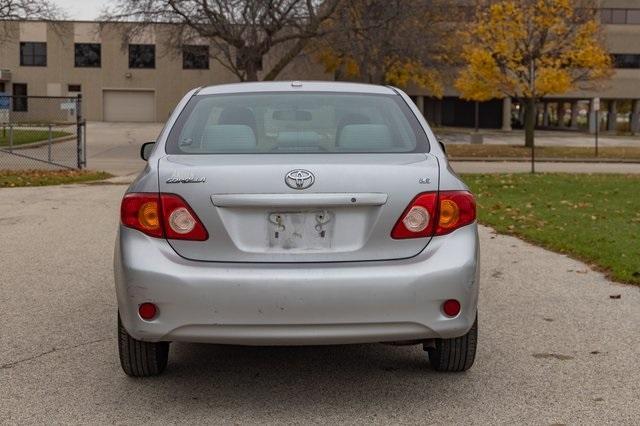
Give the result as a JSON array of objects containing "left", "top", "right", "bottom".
[
  {"left": 140, "top": 142, "right": 155, "bottom": 161},
  {"left": 436, "top": 136, "right": 447, "bottom": 155}
]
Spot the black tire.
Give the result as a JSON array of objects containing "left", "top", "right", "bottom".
[
  {"left": 426, "top": 317, "right": 477, "bottom": 372},
  {"left": 118, "top": 314, "right": 169, "bottom": 377}
]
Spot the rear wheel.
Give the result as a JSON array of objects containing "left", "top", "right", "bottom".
[
  {"left": 118, "top": 314, "right": 169, "bottom": 377},
  {"left": 426, "top": 317, "right": 477, "bottom": 372}
]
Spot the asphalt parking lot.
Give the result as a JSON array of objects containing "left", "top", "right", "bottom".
[{"left": 1, "top": 183, "right": 639, "bottom": 424}]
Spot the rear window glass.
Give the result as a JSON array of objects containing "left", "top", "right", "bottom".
[{"left": 166, "top": 92, "right": 428, "bottom": 154}]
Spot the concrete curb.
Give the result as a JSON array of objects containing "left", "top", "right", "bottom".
[{"left": 449, "top": 156, "right": 640, "bottom": 164}]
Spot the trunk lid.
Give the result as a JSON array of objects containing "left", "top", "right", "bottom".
[{"left": 158, "top": 153, "right": 439, "bottom": 262}]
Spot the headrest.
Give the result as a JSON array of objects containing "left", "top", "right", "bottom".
[
  {"left": 338, "top": 124, "right": 392, "bottom": 151},
  {"left": 202, "top": 125, "right": 256, "bottom": 152}
]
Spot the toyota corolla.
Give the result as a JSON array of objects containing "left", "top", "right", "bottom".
[{"left": 115, "top": 81, "right": 479, "bottom": 377}]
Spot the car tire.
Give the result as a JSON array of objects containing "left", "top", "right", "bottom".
[
  {"left": 426, "top": 316, "right": 477, "bottom": 372},
  {"left": 118, "top": 313, "right": 169, "bottom": 377}
]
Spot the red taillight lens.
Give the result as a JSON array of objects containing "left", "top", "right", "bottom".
[
  {"left": 391, "top": 193, "right": 438, "bottom": 239},
  {"left": 160, "top": 194, "right": 208, "bottom": 241},
  {"left": 436, "top": 191, "right": 476, "bottom": 236},
  {"left": 120, "top": 193, "right": 208, "bottom": 241},
  {"left": 391, "top": 191, "right": 476, "bottom": 239},
  {"left": 121, "top": 193, "right": 163, "bottom": 238}
]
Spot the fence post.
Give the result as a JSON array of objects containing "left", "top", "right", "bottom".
[
  {"left": 48, "top": 124, "right": 53, "bottom": 162},
  {"left": 76, "top": 94, "right": 83, "bottom": 169},
  {"left": 8, "top": 124, "right": 13, "bottom": 152}
]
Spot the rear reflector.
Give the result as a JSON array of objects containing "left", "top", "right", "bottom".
[
  {"left": 138, "top": 302, "right": 157, "bottom": 320},
  {"left": 121, "top": 193, "right": 208, "bottom": 241},
  {"left": 391, "top": 191, "right": 476, "bottom": 239},
  {"left": 442, "top": 299, "right": 461, "bottom": 317}
]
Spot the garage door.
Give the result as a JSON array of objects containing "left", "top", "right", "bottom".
[{"left": 103, "top": 90, "right": 155, "bottom": 122}]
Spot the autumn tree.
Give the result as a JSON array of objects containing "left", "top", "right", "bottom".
[
  {"left": 455, "top": 0, "right": 612, "bottom": 147},
  {"left": 102, "top": 0, "right": 342, "bottom": 82},
  {"left": 314, "top": 0, "right": 458, "bottom": 96}
]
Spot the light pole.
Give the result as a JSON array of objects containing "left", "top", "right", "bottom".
[{"left": 529, "top": 59, "right": 536, "bottom": 174}]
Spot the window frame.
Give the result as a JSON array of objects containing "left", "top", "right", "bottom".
[
  {"left": 20, "top": 42, "right": 47, "bottom": 67},
  {"left": 12, "top": 83, "right": 28, "bottom": 112},
  {"left": 74, "top": 43, "right": 101, "bottom": 68},
  {"left": 612, "top": 54, "right": 640, "bottom": 69},
  {"left": 128, "top": 44, "right": 156, "bottom": 69},
  {"left": 183, "top": 45, "right": 210, "bottom": 70}
]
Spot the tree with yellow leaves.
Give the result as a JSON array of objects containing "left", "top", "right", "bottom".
[
  {"left": 315, "top": 0, "right": 458, "bottom": 97},
  {"left": 456, "top": 0, "right": 612, "bottom": 147}
]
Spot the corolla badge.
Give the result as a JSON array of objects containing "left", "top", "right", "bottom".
[
  {"left": 166, "top": 170, "right": 206, "bottom": 184},
  {"left": 285, "top": 169, "right": 315, "bottom": 190}
]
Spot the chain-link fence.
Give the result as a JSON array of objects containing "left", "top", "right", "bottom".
[{"left": 0, "top": 95, "right": 86, "bottom": 170}]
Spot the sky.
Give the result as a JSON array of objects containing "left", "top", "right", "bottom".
[{"left": 53, "top": 0, "right": 111, "bottom": 21}]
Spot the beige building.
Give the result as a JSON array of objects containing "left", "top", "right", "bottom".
[
  {"left": 0, "top": 20, "right": 328, "bottom": 123},
  {"left": 1, "top": 0, "right": 640, "bottom": 133},
  {"left": 416, "top": 0, "right": 640, "bottom": 134}
]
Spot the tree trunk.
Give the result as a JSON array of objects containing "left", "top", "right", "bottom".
[
  {"left": 244, "top": 62, "right": 259, "bottom": 81},
  {"left": 524, "top": 97, "right": 536, "bottom": 148}
]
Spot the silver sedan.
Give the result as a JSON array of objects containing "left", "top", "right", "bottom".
[{"left": 114, "top": 81, "right": 479, "bottom": 377}]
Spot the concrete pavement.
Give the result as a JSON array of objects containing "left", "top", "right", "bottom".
[{"left": 1, "top": 184, "right": 639, "bottom": 424}]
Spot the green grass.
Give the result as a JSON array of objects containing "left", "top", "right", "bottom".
[
  {"left": 0, "top": 170, "right": 112, "bottom": 187},
  {"left": 448, "top": 144, "right": 640, "bottom": 160},
  {"left": 0, "top": 129, "right": 71, "bottom": 146},
  {"left": 463, "top": 173, "right": 640, "bottom": 285}
]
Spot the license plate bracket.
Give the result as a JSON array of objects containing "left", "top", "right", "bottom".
[{"left": 268, "top": 210, "right": 334, "bottom": 250}]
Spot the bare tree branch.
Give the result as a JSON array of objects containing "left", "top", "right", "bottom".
[{"left": 102, "top": 0, "right": 342, "bottom": 81}]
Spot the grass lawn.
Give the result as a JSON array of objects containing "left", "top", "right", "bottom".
[
  {"left": 463, "top": 173, "right": 640, "bottom": 285},
  {"left": 0, "top": 129, "right": 72, "bottom": 146},
  {"left": 0, "top": 170, "right": 112, "bottom": 188},
  {"left": 448, "top": 144, "right": 640, "bottom": 160}
]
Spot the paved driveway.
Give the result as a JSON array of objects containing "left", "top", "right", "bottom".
[{"left": 1, "top": 184, "right": 639, "bottom": 424}]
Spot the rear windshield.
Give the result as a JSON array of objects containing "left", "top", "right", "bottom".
[{"left": 165, "top": 92, "right": 429, "bottom": 154}]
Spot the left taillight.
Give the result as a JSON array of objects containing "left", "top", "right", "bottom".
[{"left": 120, "top": 193, "right": 208, "bottom": 241}]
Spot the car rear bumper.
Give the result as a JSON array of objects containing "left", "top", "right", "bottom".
[{"left": 114, "top": 224, "right": 480, "bottom": 345}]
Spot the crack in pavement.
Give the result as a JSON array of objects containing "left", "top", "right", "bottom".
[{"left": 0, "top": 337, "right": 114, "bottom": 370}]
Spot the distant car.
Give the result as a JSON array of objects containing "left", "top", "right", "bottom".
[{"left": 114, "top": 81, "right": 479, "bottom": 377}]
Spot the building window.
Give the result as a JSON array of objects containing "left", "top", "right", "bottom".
[
  {"left": 628, "top": 10, "right": 640, "bottom": 24},
  {"left": 12, "top": 83, "right": 28, "bottom": 112},
  {"left": 20, "top": 42, "right": 47, "bottom": 67},
  {"left": 183, "top": 45, "right": 209, "bottom": 70},
  {"left": 601, "top": 8, "right": 640, "bottom": 24},
  {"left": 129, "top": 44, "right": 155, "bottom": 69},
  {"left": 613, "top": 54, "right": 640, "bottom": 69},
  {"left": 75, "top": 43, "right": 101, "bottom": 67},
  {"left": 68, "top": 84, "right": 82, "bottom": 92}
]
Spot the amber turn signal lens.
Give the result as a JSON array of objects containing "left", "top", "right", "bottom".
[
  {"left": 138, "top": 201, "right": 160, "bottom": 231},
  {"left": 439, "top": 199, "right": 460, "bottom": 229}
]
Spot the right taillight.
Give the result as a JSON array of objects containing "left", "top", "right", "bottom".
[
  {"left": 391, "top": 191, "right": 476, "bottom": 239},
  {"left": 121, "top": 192, "right": 208, "bottom": 241},
  {"left": 435, "top": 191, "right": 476, "bottom": 236}
]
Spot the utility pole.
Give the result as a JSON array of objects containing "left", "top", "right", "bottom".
[
  {"left": 530, "top": 59, "right": 535, "bottom": 174},
  {"left": 593, "top": 97, "right": 600, "bottom": 157}
]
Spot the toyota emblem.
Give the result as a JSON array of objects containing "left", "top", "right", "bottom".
[{"left": 285, "top": 169, "right": 315, "bottom": 190}]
